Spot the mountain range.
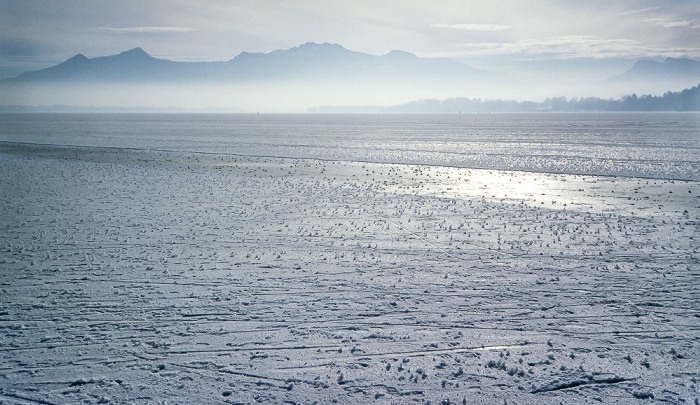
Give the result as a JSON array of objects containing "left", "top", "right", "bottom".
[
  {"left": 2, "top": 43, "right": 699, "bottom": 112},
  {"left": 7, "top": 42, "right": 700, "bottom": 88},
  {"left": 605, "top": 57, "right": 700, "bottom": 89},
  {"left": 6, "top": 42, "right": 502, "bottom": 85}
]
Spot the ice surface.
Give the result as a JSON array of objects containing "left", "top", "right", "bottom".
[
  {"left": 0, "top": 114, "right": 698, "bottom": 404},
  {"left": 1, "top": 112, "right": 699, "bottom": 181}
]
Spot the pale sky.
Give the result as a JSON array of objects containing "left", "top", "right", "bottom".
[{"left": 1, "top": 0, "right": 698, "bottom": 79}]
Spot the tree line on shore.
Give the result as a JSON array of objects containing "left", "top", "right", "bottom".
[{"left": 377, "top": 84, "right": 700, "bottom": 113}]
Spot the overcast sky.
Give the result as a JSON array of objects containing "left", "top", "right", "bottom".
[
  {"left": 0, "top": 0, "right": 700, "bottom": 96},
  {"left": 1, "top": 0, "right": 698, "bottom": 78}
]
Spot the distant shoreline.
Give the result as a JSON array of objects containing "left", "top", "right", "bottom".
[{"left": 312, "top": 84, "right": 700, "bottom": 113}]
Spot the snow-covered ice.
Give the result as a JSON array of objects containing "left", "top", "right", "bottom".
[{"left": 0, "top": 113, "right": 698, "bottom": 404}]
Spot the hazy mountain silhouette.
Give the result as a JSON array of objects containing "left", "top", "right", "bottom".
[
  {"left": 604, "top": 57, "right": 700, "bottom": 93},
  {"left": 7, "top": 42, "right": 503, "bottom": 85},
  {"left": 620, "top": 58, "right": 700, "bottom": 79},
  {"left": 11, "top": 47, "right": 217, "bottom": 82},
  {"left": 6, "top": 43, "right": 699, "bottom": 112}
]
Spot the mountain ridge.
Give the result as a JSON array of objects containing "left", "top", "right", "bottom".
[
  {"left": 6, "top": 42, "right": 500, "bottom": 84},
  {"left": 606, "top": 57, "right": 700, "bottom": 85},
  {"left": 4, "top": 43, "right": 699, "bottom": 111}
]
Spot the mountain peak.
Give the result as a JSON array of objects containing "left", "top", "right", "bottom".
[
  {"left": 664, "top": 57, "right": 694, "bottom": 63},
  {"left": 293, "top": 42, "right": 349, "bottom": 54},
  {"left": 65, "top": 53, "right": 89, "bottom": 63},
  {"left": 384, "top": 50, "right": 417, "bottom": 58},
  {"left": 627, "top": 57, "right": 700, "bottom": 72},
  {"left": 299, "top": 42, "right": 343, "bottom": 49},
  {"left": 118, "top": 47, "right": 152, "bottom": 58}
]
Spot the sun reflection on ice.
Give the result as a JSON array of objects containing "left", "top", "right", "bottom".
[
  {"left": 398, "top": 166, "right": 571, "bottom": 206},
  {"left": 389, "top": 165, "right": 696, "bottom": 216}
]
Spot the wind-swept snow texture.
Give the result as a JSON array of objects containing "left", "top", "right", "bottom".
[{"left": 0, "top": 113, "right": 698, "bottom": 404}]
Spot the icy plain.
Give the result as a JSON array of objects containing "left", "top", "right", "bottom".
[{"left": 0, "top": 113, "right": 698, "bottom": 404}]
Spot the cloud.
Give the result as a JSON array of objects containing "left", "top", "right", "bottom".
[
  {"left": 434, "top": 35, "right": 700, "bottom": 60},
  {"left": 615, "top": 6, "right": 664, "bottom": 17},
  {"left": 431, "top": 23, "right": 514, "bottom": 32},
  {"left": 93, "top": 27, "right": 197, "bottom": 34},
  {"left": 643, "top": 17, "right": 700, "bottom": 29},
  {"left": 506, "top": 36, "right": 645, "bottom": 59}
]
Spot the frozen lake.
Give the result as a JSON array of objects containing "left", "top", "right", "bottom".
[
  {"left": 2, "top": 112, "right": 699, "bottom": 180},
  {"left": 0, "top": 113, "right": 698, "bottom": 404}
]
